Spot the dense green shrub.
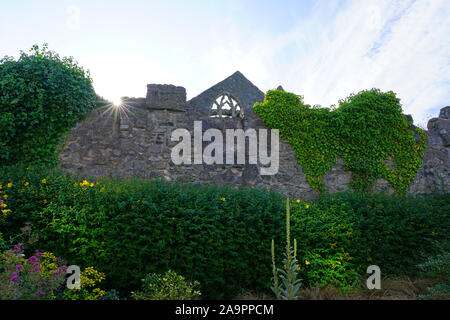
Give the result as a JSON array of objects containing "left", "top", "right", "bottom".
[
  {"left": 290, "top": 198, "right": 360, "bottom": 288},
  {"left": 0, "top": 164, "right": 68, "bottom": 245},
  {"left": 253, "top": 89, "right": 427, "bottom": 193},
  {"left": 418, "top": 252, "right": 450, "bottom": 280},
  {"left": 0, "top": 165, "right": 448, "bottom": 297},
  {"left": 132, "top": 270, "right": 201, "bottom": 300},
  {"left": 0, "top": 44, "right": 97, "bottom": 165},
  {"left": 290, "top": 192, "right": 449, "bottom": 288},
  {"left": 0, "top": 165, "right": 285, "bottom": 298},
  {"left": 63, "top": 266, "right": 107, "bottom": 300}
]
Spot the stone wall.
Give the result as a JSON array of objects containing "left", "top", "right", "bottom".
[{"left": 59, "top": 73, "right": 449, "bottom": 199}]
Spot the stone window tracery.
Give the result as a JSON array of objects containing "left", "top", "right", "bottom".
[{"left": 209, "top": 93, "right": 243, "bottom": 118}]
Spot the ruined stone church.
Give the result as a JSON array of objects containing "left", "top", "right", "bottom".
[{"left": 59, "top": 71, "right": 450, "bottom": 198}]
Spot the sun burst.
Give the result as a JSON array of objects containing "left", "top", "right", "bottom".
[{"left": 113, "top": 97, "right": 122, "bottom": 107}]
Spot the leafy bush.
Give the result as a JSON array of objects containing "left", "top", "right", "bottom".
[
  {"left": 98, "top": 289, "right": 121, "bottom": 300},
  {"left": 132, "top": 270, "right": 201, "bottom": 300},
  {"left": 417, "top": 252, "right": 450, "bottom": 299},
  {"left": 0, "top": 44, "right": 97, "bottom": 166},
  {"left": 63, "top": 266, "right": 106, "bottom": 300},
  {"left": 0, "top": 164, "right": 285, "bottom": 298},
  {"left": 253, "top": 89, "right": 427, "bottom": 193},
  {"left": 290, "top": 193, "right": 449, "bottom": 288},
  {"left": 0, "top": 164, "right": 70, "bottom": 244},
  {"left": 418, "top": 252, "right": 450, "bottom": 279},
  {"left": 290, "top": 198, "right": 361, "bottom": 288}
]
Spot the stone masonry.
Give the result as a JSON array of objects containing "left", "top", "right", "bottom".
[{"left": 58, "top": 71, "right": 450, "bottom": 199}]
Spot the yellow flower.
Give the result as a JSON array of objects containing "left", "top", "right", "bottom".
[
  {"left": 305, "top": 260, "right": 310, "bottom": 265},
  {"left": 305, "top": 204, "right": 310, "bottom": 209},
  {"left": 296, "top": 265, "right": 301, "bottom": 271},
  {"left": 7, "top": 182, "right": 13, "bottom": 188},
  {"left": 3, "top": 195, "right": 7, "bottom": 199},
  {"left": 89, "top": 183, "right": 94, "bottom": 187},
  {"left": 24, "top": 182, "right": 29, "bottom": 186},
  {"left": 2, "top": 209, "right": 11, "bottom": 214},
  {"left": 41, "top": 179, "right": 46, "bottom": 184},
  {"left": 220, "top": 197, "right": 226, "bottom": 202},
  {"left": 296, "top": 199, "right": 301, "bottom": 203}
]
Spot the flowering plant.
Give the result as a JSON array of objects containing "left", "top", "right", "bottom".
[
  {"left": 0, "top": 244, "right": 67, "bottom": 300},
  {"left": 271, "top": 199, "right": 301, "bottom": 300}
]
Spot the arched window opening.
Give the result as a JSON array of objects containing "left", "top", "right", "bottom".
[{"left": 209, "top": 93, "right": 243, "bottom": 118}]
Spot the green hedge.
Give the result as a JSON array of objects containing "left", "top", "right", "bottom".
[
  {"left": 290, "top": 193, "right": 449, "bottom": 288},
  {"left": 0, "top": 165, "right": 285, "bottom": 298},
  {"left": 0, "top": 165, "right": 448, "bottom": 297}
]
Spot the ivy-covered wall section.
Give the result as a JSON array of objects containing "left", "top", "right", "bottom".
[{"left": 253, "top": 89, "right": 428, "bottom": 194}]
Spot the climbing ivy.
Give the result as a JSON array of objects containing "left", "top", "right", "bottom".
[{"left": 253, "top": 88, "right": 427, "bottom": 194}]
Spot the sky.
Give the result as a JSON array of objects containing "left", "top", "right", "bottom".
[{"left": 1, "top": 0, "right": 449, "bottom": 127}]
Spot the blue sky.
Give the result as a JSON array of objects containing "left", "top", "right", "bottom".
[{"left": 1, "top": 0, "right": 449, "bottom": 126}]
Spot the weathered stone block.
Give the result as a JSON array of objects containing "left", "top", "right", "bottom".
[
  {"left": 121, "top": 97, "right": 146, "bottom": 108},
  {"left": 146, "top": 84, "right": 186, "bottom": 111},
  {"left": 428, "top": 118, "right": 450, "bottom": 146},
  {"left": 439, "top": 106, "right": 450, "bottom": 119}
]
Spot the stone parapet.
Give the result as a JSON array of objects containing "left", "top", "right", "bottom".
[{"left": 146, "top": 84, "right": 186, "bottom": 112}]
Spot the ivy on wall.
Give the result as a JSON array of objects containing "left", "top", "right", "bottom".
[{"left": 253, "top": 89, "right": 427, "bottom": 194}]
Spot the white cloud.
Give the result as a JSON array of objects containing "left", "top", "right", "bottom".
[{"left": 199, "top": 0, "right": 450, "bottom": 126}]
